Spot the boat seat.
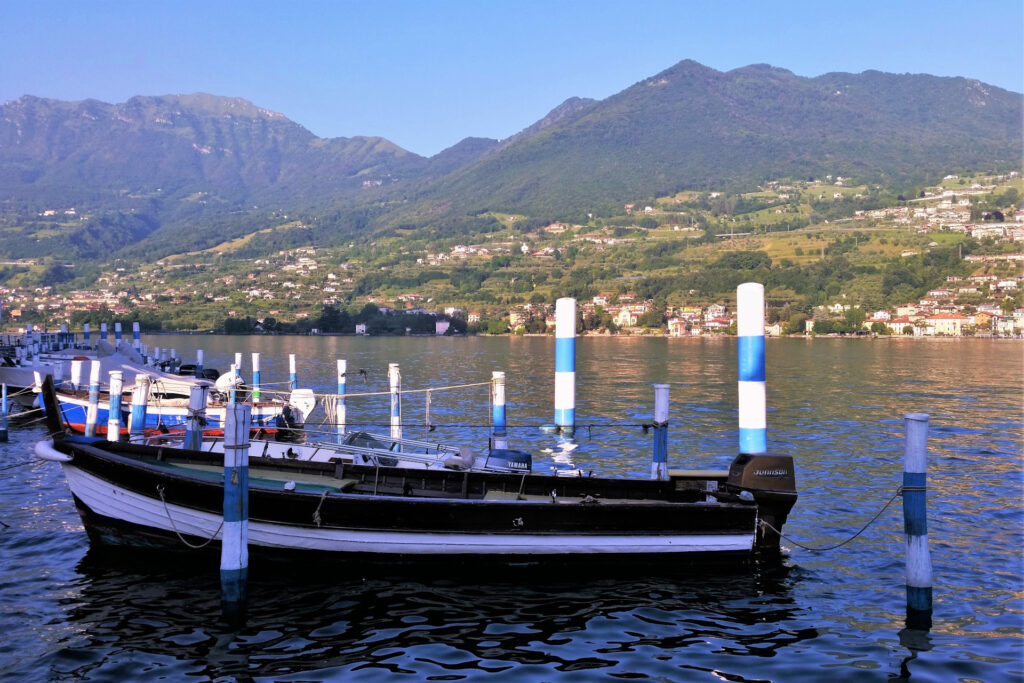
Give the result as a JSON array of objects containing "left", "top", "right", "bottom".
[
  {"left": 668, "top": 469, "right": 730, "bottom": 479},
  {"left": 443, "top": 446, "right": 476, "bottom": 470}
]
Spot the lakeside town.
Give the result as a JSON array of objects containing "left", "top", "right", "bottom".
[{"left": 2, "top": 171, "right": 1022, "bottom": 339}]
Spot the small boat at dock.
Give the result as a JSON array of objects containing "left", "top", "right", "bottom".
[{"left": 35, "top": 376, "right": 798, "bottom": 562}]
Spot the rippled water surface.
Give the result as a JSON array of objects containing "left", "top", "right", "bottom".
[{"left": 1, "top": 336, "right": 1021, "bottom": 681}]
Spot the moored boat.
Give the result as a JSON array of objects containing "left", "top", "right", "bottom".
[{"left": 35, "top": 376, "right": 798, "bottom": 562}]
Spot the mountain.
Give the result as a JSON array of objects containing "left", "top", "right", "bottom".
[
  {"left": 0, "top": 61, "right": 1020, "bottom": 262},
  {"left": 419, "top": 61, "right": 1022, "bottom": 215}
]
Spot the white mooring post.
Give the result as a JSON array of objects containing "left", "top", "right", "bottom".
[
  {"left": 652, "top": 383, "right": 669, "bottom": 480},
  {"left": 184, "top": 385, "right": 208, "bottom": 451},
  {"left": 289, "top": 354, "right": 298, "bottom": 391},
  {"left": 128, "top": 376, "right": 151, "bottom": 442},
  {"left": 106, "top": 371, "right": 124, "bottom": 442},
  {"left": 132, "top": 322, "right": 141, "bottom": 352},
  {"left": 389, "top": 362, "right": 402, "bottom": 447},
  {"left": 100, "top": 323, "right": 108, "bottom": 343},
  {"left": 221, "top": 402, "right": 251, "bottom": 619},
  {"left": 737, "top": 282, "right": 767, "bottom": 454},
  {"left": 228, "top": 363, "right": 237, "bottom": 404},
  {"left": 84, "top": 361, "right": 101, "bottom": 438},
  {"left": 492, "top": 371, "right": 508, "bottom": 450},
  {"left": 553, "top": 297, "right": 576, "bottom": 435},
  {"left": 336, "top": 359, "right": 346, "bottom": 443},
  {"left": 83, "top": 323, "right": 90, "bottom": 348},
  {"left": 70, "top": 359, "right": 84, "bottom": 391},
  {"left": 251, "top": 353, "right": 262, "bottom": 401},
  {"left": 114, "top": 322, "right": 122, "bottom": 345},
  {"left": 196, "top": 349, "right": 204, "bottom": 378},
  {"left": 903, "top": 413, "right": 933, "bottom": 619}
]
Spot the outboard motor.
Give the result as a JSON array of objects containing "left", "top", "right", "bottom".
[{"left": 485, "top": 448, "right": 532, "bottom": 473}]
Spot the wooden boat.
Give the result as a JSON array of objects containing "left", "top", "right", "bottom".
[{"left": 35, "top": 377, "right": 798, "bottom": 561}]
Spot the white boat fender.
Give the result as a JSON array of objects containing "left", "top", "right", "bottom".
[{"left": 34, "top": 439, "right": 72, "bottom": 462}]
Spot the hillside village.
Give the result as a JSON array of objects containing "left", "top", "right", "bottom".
[{"left": 1, "top": 171, "right": 1022, "bottom": 338}]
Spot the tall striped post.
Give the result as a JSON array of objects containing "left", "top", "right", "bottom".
[
  {"left": 196, "top": 349, "right": 204, "bottom": 378},
  {"left": 106, "top": 371, "right": 124, "bottom": 442},
  {"left": 132, "top": 322, "right": 141, "bottom": 352},
  {"left": 128, "top": 376, "right": 151, "bottom": 442},
  {"left": 100, "top": 323, "right": 108, "bottom": 343},
  {"left": 554, "top": 297, "right": 576, "bottom": 435},
  {"left": 0, "top": 384, "right": 9, "bottom": 443},
  {"left": 114, "top": 322, "right": 122, "bottom": 345},
  {"left": 221, "top": 402, "right": 251, "bottom": 619},
  {"left": 83, "top": 323, "right": 90, "bottom": 348},
  {"left": 184, "top": 384, "right": 208, "bottom": 451},
  {"left": 70, "top": 359, "right": 84, "bottom": 391},
  {"left": 737, "top": 282, "right": 767, "bottom": 454},
  {"left": 492, "top": 371, "right": 508, "bottom": 450},
  {"left": 251, "top": 353, "right": 262, "bottom": 402},
  {"left": 289, "top": 354, "right": 298, "bottom": 391},
  {"left": 903, "top": 413, "right": 933, "bottom": 618},
  {"left": 228, "top": 363, "right": 238, "bottom": 404},
  {"left": 234, "top": 353, "right": 243, "bottom": 383},
  {"left": 388, "top": 362, "right": 402, "bottom": 445},
  {"left": 336, "top": 359, "right": 346, "bottom": 443},
  {"left": 652, "top": 383, "right": 669, "bottom": 480},
  {"left": 84, "top": 361, "right": 101, "bottom": 438}
]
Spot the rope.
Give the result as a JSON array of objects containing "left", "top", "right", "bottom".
[
  {"left": 156, "top": 484, "right": 224, "bottom": 549},
  {"left": 312, "top": 490, "right": 328, "bottom": 527},
  {"left": 760, "top": 486, "right": 905, "bottom": 552}
]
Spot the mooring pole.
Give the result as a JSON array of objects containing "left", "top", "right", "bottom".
[
  {"left": 492, "top": 371, "right": 508, "bottom": 450},
  {"left": 903, "top": 413, "right": 933, "bottom": 622},
  {"left": 128, "top": 376, "right": 151, "bottom": 442},
  {"left": 234, "top": 352, "right": 243, "bottom": 397},
  {"left": 221, "top": 402, "right": 251, "bottom": 620},
  {"left": 389, "top": 362, "right": 402, "bottom": 447},
  {"left": 83, "top": 323, "right": 90, "bottom": 348},
  {"left": 132, "top": 322, "right": 141, "bottom": 353},
  {"left": 0, "top": 384, "right": 9, "bottom": 443},
  {"left": 100, "top": 323, "right": 108, "bottom": 344},
  {"left": 114, "top": 322, "right": 122, "bottom": 345},
  {"left": 228, "top": 363, "right": 237, "bottom": 404},
  {"left": 737, "top": 282, "right": 767, "bottom": 454},
  {"left": 196, "top": 349, "right": 204, "bottom": 378},
  {"left": 652, "top": 383, "right": 669, "bottom": 480},
  {"left": 336, "top": 359, "right": 346, "bottom": 443},
  {"left": 289, "top": 354, "right": 298, "bottom": 391},
  {"left": 251, "top": 353, "right": 261, "bottom": 401},
  {"left": 106, "top": 371, "right": 123, "bottom": 442},
  {"left": 184, "top": 384, "right": 208, "bottom": 451},
  {"left": 70, "top": 359, "right": 84, "bottom": 391},
  {"left": 84, "top": 361, "right": 101, "bottom": 438},
  {"left": 554, "top": 297, "right": 576, "bottom": 435}
]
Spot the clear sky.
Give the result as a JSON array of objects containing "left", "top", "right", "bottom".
[{"left": 2, "top": 0, "right": 1021, "bottom": 157}]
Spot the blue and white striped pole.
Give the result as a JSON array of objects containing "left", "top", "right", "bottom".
[
  {"left": 114, "top": 322, "right": 122, "bottom": 345},
  {"left": 554, "top": 297, "right": 576, "bottom": 435},
  {"left": 0, "top": 384, "right": 9, "bottom": 443},
  {"left": 196, "top": 349, "right": 204, "bottom": 378},
  {"left": 492, "top": 371, "right": 508, "bottom": 450},
  {"left": 289, "top": 354, "right": 298, "bottom": 391},
  {"left": 221, "top": 402, "right": 251, "bottom": 619},
  {"left": 389, "top": 362, "right": 402, "bottom": 445},
  {"left": 184, "top": 384, "right": 208, "bottom": 451},
  {"left": 251, "top": 353, "right": 262, "bottom": 402},
  {"left": 652, "top": 383, "right": 669, "bottom": 480},
  {"left": 106, "top": 371, "right": 124, "bottom": 442},
  {"left": 100, "top": 323, "right": 108, "bottom": 343},
  {"left": 85, "top": 361, "right": 101, "bottom": 438},
  {"left": 737, "top": 282, "right": 767, "bottom": 454},
  {"left": 132, "top": 322, "right": 141, "bottom": 352},
  {"left": 83, "top": 323, "right": 90, "bottom": 348},
  {"left": 336, "top": 359, "right": 346, "bottom": 443},
  {"left": 234, "top": 352, "right": 243, "bottom": 390},
  {"left": 228, "top": 363, "right": 237, "bottom": 404},
  {"left": 903, "top": 413, "right": 932, "bottom": 616},
  {"left": 128, "top": 376, "right": 151, "bottom": 442}
]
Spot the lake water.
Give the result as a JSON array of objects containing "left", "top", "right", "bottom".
[{"left": 1, "top": 336, "right": 1021, "bottom": 681}]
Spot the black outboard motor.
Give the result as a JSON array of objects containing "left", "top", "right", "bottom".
[{"left": 485, "top": 448, "right": 532, "bottom": 473}]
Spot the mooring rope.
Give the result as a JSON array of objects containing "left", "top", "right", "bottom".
[
  {"left": 156, "top": 484, "right": 224, "bottom": 549},
  {"left": 760, "top": 486, "right": 906, "bottom": 552}
]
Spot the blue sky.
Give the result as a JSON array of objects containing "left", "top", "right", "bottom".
[{"left": 2, "top": 0, "right": 1021, "bottom": 157}]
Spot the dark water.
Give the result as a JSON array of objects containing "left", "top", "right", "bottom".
[{"left": 1, "top": 336, "right": 1021, "bottom": 681}]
